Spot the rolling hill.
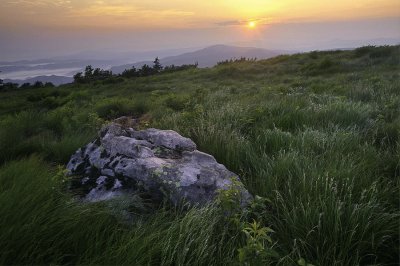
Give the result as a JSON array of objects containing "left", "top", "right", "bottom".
[{"left": 111, "top": 44, "right": 288, "bottom": 73}]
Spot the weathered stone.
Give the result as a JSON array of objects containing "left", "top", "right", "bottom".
[
  {"left": 131, "top": 128, "right": 197, "bottom": 151},
  {"left": 66, "top": 119, "right": 251, "bottom": 206}
]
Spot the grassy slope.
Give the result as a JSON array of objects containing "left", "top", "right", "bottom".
[{"left": 0, "top": 45, "right": 399, "bottom": 265}]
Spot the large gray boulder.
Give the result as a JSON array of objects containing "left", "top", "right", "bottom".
[{"left": 66, "top": 119, "right": 251, "bottom": 206}]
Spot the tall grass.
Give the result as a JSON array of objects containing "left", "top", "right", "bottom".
[
  {"left": 0, "top": 157, "right": 242, "bottom": 265},
  {"left": 0, "top": 46, "right": 399, "bottom": 265},
  {"left": 155, "top": 85, "right": 399, "bottom": 265}
]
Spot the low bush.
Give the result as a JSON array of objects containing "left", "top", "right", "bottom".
[
  {"left": 164, "top": 94, "right": 189, "bottom": 111},
  {"left": 0, "top": 111, "right": 45, "bottom": 163},
  {"left": 354, "top": 45, "right": 375, "bottom": 57},
  {"left": 95, "top": 98, "right": 150, "bottom": 119},
  {"left": 369, "top": 45, "right": 395, "bottom": 58},
  {"left": 302, "top": 57, "right": 344, "bottom": 75}
]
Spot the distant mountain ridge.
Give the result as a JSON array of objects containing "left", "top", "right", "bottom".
[
  {"left": 111, "top": 45, "right": 288, "bottom": 74},
  {"left": 2, "top": 45, "right": 289, "bottom": 85}
]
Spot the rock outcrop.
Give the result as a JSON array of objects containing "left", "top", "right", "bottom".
[{"left": 66, "top": 118, "right": 251, "bottom": 206}]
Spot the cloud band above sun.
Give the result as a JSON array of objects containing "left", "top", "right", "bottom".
[
  {"left": 1, "top": 0, "right": 399, "bottom": 30},
  {"left": 216, "top": 18, "right": 274, "bottom": 27}
]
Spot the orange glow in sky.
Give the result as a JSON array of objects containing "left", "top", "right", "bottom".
[
  {"left": 1, "top": 0, "right": 399, "bottom": 30},
  {"left": 1, "top": 0, "right": 399, "bottom": 61}
]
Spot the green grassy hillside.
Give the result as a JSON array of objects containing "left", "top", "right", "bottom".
[{"left": 0, "top": 45, "right": 399, "bottom": 265}]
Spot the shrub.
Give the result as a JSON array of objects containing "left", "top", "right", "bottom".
[
  {"left": 309, "top": 51, "right": 319, "bottom": 59},
  {"left": 26, "top": 89, "right": 70, "bottom": 103},
  {"left": 0, "top": 111, "right": 46, "bottom": 163},
  {"left": 95, "top": 98, "right": 149, "bottom": 119},
  {"left": 238, "top": 220, "right": 277, "bottom": 265},
  {"left": 302, "top": 57, "right": 343, "bottom": 75},
  {"left": 164, "top": 94, "right": 189, "bottom": 111},
  {"left": 369, "top": 45, "right": 394, "bottom": 58},
  {"left": 39, "top": 96, "right": 61, "bottom": 109},
  {"left": 102, "top": 77, "right": 124, "bottom": 84},
  {"left": 354, "top": 45, "right": 375, "bottom": 57}
]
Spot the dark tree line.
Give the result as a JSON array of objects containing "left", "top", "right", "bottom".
[
  {"left": 120, "top": 58, "right": 163, "bottom": 78},
  {"left": 217, "top": 57, "right": 257, "bottom": 65},
  {"left": 20, "top": 81, "right": 54, "bottom": 89},
  {"left": 73, "top": 65, "right": 113, "bottom": 83},
  {"left": 0, "top": 80, "right": 54, "bottom": 91},
  {"left": 162, "top": 63, "right": 199, "bottom": 73},
  {"left": 0, "top": 71, "right": 3, "bottom": 90},
  {"left": 73, "top": 57, "right": 198, "bottom": 83},
  {"left": 2, "top": 56, "right": 199, "bottom": 90},
  {"left": 120, "top": 57, "right": 198, "bottom": 78}
]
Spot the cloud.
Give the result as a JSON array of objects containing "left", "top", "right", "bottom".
[
  {"left": 216, "top": 20, "right": 242, "bottom": 26},
  {"left": 2, "top": 0, "right": 194, "bottom": 28},
  {"left": 6, "top": 0, "right": 71, "bottom": 7},
  {"left": 215, "top": 17, "right": 275, "bottom": 26},
  {"left": 67, "top": 4, "right": 193, "bottom": 18}
]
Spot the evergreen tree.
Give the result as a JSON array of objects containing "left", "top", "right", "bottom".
[
  {"left": 121, "top": 67, "right": 137, "bottom": 78},
  {"left": 44, "top": 82, "right": 55, "bottom": 87},
  {"left": 140, "top": 64, "right": 153, "bottom": 76},
  {"left": 73, "top": 72, "right": 84, "bottom": 83},
  {"left": 84, "top": 65, "right": 94, "bottom": 78},
  {"left": 153, "top": 57, "right": 163, "bottom": 73},
  {"left": 33, "top": 81, "right": 44, "bottom": 88},
  {"left": 93, "top": 68, "right": 101, "bottom": 77},
  {"left": 3, "top": 82, "right": 18, "bottom": 90},
  {"left": 20, "top": 83, "right": 31, "bottom": 89}
]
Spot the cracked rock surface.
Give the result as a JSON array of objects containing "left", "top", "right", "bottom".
[{"left": 66, "top": 118, "right": 251, "bottom": 206}]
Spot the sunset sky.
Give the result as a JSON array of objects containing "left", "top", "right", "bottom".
[{"left": 1, "top": 0, "right": 399, "bottom": 60}]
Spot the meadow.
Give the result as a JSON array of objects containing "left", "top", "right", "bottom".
[{"left": 0, "top": 45, "right": 399, "bottom": 265}]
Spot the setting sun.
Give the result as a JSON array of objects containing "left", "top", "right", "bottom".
[{"left": 248, "top": 21, "right": 256, "bottom": 28}]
